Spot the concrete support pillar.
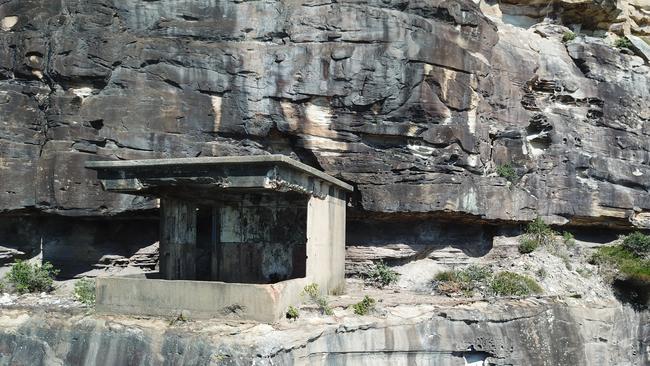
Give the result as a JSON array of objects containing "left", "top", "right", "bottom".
[
  {"left": 305, "top": 187, "right": 346, "bottom": 294},
  {"left": 210, "top": 206, "right": 221, "bottom": 281},
  {"left": 160, "top": 198, "right": 197, "bottom": 280}
]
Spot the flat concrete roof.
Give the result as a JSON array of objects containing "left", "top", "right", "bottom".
[{"left": 86, "top": 154, "right": 353, "bottom": 192}]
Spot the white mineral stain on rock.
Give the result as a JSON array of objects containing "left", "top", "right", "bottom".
[
  {"left": 300, "top": 135, "right": 348, "bottom": 151},
  {"left": 211, "top": 95, "right": 222, "bottom": 132},
  {"left": 31, "top": 70, "right": 43, "bottom": 79},
  {"left": 632, "top": 168, "right": 643, "bottom": 176},
  {"left": 467, "top": 109, "right": 477, "bottom": 134},
  {"left": 461, "top": 188, "right": 479, "bottom": 213},
  {"left": 305, "top": 103, "right": 331, "bottom": 126},
  {"left": 1, "top": 16, "right": 18, "bottom": 31},
  {"left": 72, "top": 87, "right": 94, "bottom": 99},
  {"left": 280, "top": 101, "right": 299, "bottom": 130},
  {"left": 407, "top": 141, "right": 436, "bottom": 159},
  {"left": 466, "top": 154, "right": 479, "bottom": 167}
]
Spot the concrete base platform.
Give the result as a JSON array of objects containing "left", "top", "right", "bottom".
[{"left": 96, "top": 274, "right": 308, "bottom": 322}]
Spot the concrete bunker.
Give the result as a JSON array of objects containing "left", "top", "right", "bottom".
[{"left": 85, "top": 155, "right": 352, "bottom": 322}]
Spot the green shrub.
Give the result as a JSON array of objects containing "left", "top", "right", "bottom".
[
  {"left": 563, "top": 231, "right": 576, "bottom": 248},
  {"left": 433, "top": 265, "right": 491, "bottom": 297},
  {"left": 73, "top": 278, "right": 96, "bottom": 305},
  {"left": 286, "top": 305, "right": 299, "bottom": 320},
  {"left": 590, "top": 245, "right": 650, "bottom": 282},
  {"left": 302, "top": 283, "right": 333, "bottom": 315},
  {"left": 435, "top": 267, "right": 542, "bottom": 297},
  {"left": 5, "top": 260, "right": 59, "bottom": 294},
  {"left": 562, "top": 31, "right": 576, "bottom": 43},
  {"left": 490, "top": 272, "right": 543, "bottom": 296},
  {"left": 496, "top": 164, "right": 518, "bottom": 183},
  {"left": 621, "top": 232, "right": 650, "bottom": 258},
  {"left": 519, "top": 238, "right": 539, "bottom": 254},
  {"left": 352, "top": 295, "right": 376, "bottom": 315},
  {"left": 518, "top": 217, "right": 557, "bottom": 254},
  {"left": 615, "top": 37, "right": 633, "bottom": 49},
  {"left": 367, "top": 261, "right": 400, "bottom": 288}
]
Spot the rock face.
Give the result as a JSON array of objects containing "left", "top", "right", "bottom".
[
  {"left": 0, "top": 299, "right": 648, "bottom": 365},
  {"left": 0, "top": 2, "right": 648, "bottom": 264},
  {"left": 0, "top": 0, "right": 648, "bottom": 225}
]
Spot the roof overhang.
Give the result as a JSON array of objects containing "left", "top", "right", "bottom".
[{"left": 85, "top": 155, "right": 353, "bottom": 198}]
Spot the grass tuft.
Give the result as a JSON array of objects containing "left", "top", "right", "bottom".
[
  {"left": 352, "top": 295, "right": 376, "bottom": 315},
  {"left": 590, "top": 244, "right": 650, "bottom": 283},
  {"left": 518, "top": 217, "right": 557, "bottom": 254},
  {"left": 562, "top": 31, "right": 576, "bottom": 43},
  {"left": 490, "top": 272, "right": 543, "bottom": 296},
  {"left": 286, "top": 305, "right": 299, "bottom": 320},
  {"left": 367, "top": 261, "right": 400, "bottom": 288},
  {"left": 302, "top": 283, "right": 333, "bottom": 315},
  {"left": 615, "top": 37, "right": 633, "bottom": 49},
  {"left": 496, "top": 164, "right": 518, "bottom": 183}
]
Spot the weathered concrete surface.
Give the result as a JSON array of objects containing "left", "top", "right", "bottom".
[
  {"left": 95, "top": 276, "right": 308, "bottom": 323},
  {"left": 0, "top": 299, "right": 647, "bottom": 365}
]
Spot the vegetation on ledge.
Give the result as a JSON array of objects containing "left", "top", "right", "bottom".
[
  {"left": 366, "top": 261, "right": 400, "bottom": 288},
  {"left": 352, "top": 295, "right": 376, "bottom": 315},
  {"left": 590, "top": 232, "right": 650, "bottom": 283},
  {"left": 433, "top": 265, "right": 542, "bottom": 297},
  {"left": 4, "top": 260, "right": 59, "bottom": 294}
]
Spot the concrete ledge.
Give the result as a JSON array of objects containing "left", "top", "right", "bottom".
[
  {"left": 85, "top": 154, "right": 353, "bottom": 192},
  {"left": 96, "top": 276, "right": 308, "bottom": 323}
]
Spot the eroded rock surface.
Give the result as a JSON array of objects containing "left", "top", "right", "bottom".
[
  {"left": 0, "top": 298, "right": 647, "bottom": 365},
  {"left": 0, "top": 0, "right": 648, "bottom": 229}
]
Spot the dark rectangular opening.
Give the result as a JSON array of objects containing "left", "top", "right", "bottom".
[{"left": 194, "top": 192, "right": 307, "bottom": 284}]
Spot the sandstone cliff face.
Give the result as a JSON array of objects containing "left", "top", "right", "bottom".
[
  {"left": 0, "top": 299, "right": 648, "bottom": 366},
  {"left": 0, "top": 0, "right": 648, "bottom": 228}
]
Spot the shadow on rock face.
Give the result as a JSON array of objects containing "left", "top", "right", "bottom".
[{"left": 613, "top": 279, "right": 650, "bottom": 310}]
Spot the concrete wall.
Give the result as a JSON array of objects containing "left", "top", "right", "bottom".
[
  {"left": 215, "top": 193, "right": 307, "bottom": 283},
  {"left": 96, "top": 187, "right": 347, "bottom": 322},
  {"left": 159, "top": 198, "right": 196, "bottom": 280},
  {"left": 306, "top": 187, "right": 346, "bottom": 295},
  {"left": 95, "top": 275, "right": 308, "bottom": 322}
]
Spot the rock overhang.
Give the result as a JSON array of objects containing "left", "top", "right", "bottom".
[{"left": 85, "top": 154, "right": 353, "bottom": 199}]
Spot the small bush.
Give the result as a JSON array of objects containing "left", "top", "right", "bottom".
[
  {"left": 367, "top": 261, "right": 400, "bottom": 288},
  {"left": 5, "top": 260, "right": 59, "bottom": 294},
  {"left": 621, "top": 232, "right": 650, "bottom": 258},
  {"left": 352, "top": 295, "right": 376, "bottom": 315},
  {"left": 302, "top": 283, "right": 333, "bottom": 315},
  {"left": 433, "top": 265, "right": 491, "bottom": 297},
  {"left": 286, "top": 305, "right": 299, "bottom": 320},
  {"left": 496, "top": 164, "right": 518, "bottom": 183},
  {"left": 519, "top": 238, "right": 539, "bottom": 254},
  {"left": 590, "top": 245, "right": 650, "bottom": 282},
  {"left": 536, "top": 267, "right": 547, "bottom": 279},
  {"left": 518, "top": 217, "right": 557, "bottom": 254},
  {"left": 562, "top": 31, "right": 576, "bottom": 43},
  {"left": 563, "top": 231, "right": 576, "bottom": 248},
  {"left": 73, "top": 278, "right": 96, "bottom": 305},
  {"left": 490, "top": 272, "right": 543, "bottom": 296},
  {"left": 615, "top": 37, "right": 633, "bottom": 49}
]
